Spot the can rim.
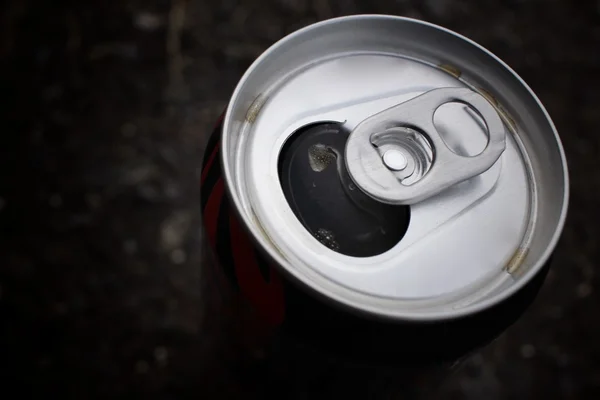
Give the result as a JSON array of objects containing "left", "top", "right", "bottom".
[{"left": 221, "top": 15, "right": 569, "bottom": 321}]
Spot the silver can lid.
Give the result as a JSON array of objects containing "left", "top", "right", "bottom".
[{"left": 221, "top": 16, "right": 569, "bottom": 321}]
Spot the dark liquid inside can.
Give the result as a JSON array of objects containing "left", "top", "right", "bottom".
[{"left": 278, "top": 122, "right": 411, "bottom": 257}]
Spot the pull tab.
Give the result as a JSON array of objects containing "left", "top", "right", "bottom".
[{"left": 344, "top": 87, "right": 506, "bottom": 205}]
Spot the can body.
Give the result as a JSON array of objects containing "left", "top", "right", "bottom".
[{"left": 201, "top": 16, "right": 566, "bottom": 393}]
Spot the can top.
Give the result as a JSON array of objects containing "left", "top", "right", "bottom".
[{"left": 221, "top": 16, "right": 569, "bottom": 321}]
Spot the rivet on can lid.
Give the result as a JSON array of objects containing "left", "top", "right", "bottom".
[{"left": 382, "top": 149, "right": 408, "bottom": 171}]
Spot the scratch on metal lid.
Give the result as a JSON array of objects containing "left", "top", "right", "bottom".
[
  {"left": 250, "top": 209, "right": 288, "bottom": 262},
  {"left": 439, "top": 63, "right": 462, "bottom": 78},
  {"left": 245, "top": 94, "right": 266, "bottom": 123},
  {"left": 478, "top": 87, "right": 498, "bottom": 106},
  {"left": 506, "top": 247, "right": 529, "bottom": 274},
  {"left": 497, "top": 105, "right": 517, "bottom": 133},
  {"left": 477, "top": 87, "right": 518, "bottom": 133}
]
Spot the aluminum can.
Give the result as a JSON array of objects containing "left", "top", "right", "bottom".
[{"left": 199, "top": 15, "right": 568, "bottom": 395}]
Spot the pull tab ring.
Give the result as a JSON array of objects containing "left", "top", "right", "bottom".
[{"left": 344, "top": 87, "right": 506, "bottom": 205}]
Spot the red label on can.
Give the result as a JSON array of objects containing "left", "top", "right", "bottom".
[
  {"left": 229, "top": 212, "right": 285, "bottom": 326},
  {"left": 201, "top": 113, "right": 285, "bottom": 334}
]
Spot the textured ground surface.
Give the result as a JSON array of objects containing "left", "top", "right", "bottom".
[{"left": 1, "top": 0, "right": 599, "bottom": 398}]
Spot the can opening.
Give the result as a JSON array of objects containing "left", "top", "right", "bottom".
[{"left": 278, "top": 122, "right": 411, "bottom": 257}]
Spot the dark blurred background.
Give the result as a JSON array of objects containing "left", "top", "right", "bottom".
[{"left": 1, "top": 0, "right": 598, "bottom": 398}]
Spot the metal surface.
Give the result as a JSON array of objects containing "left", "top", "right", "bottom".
[
  {"left": 345, "top": 87, "right": 506, "bottom": 205},
  {"left": 382, "top": 149, "right": 408, "bottom": 171},
  {"left": 221, "top": 16, "right": 569, "bottom": 320}
]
